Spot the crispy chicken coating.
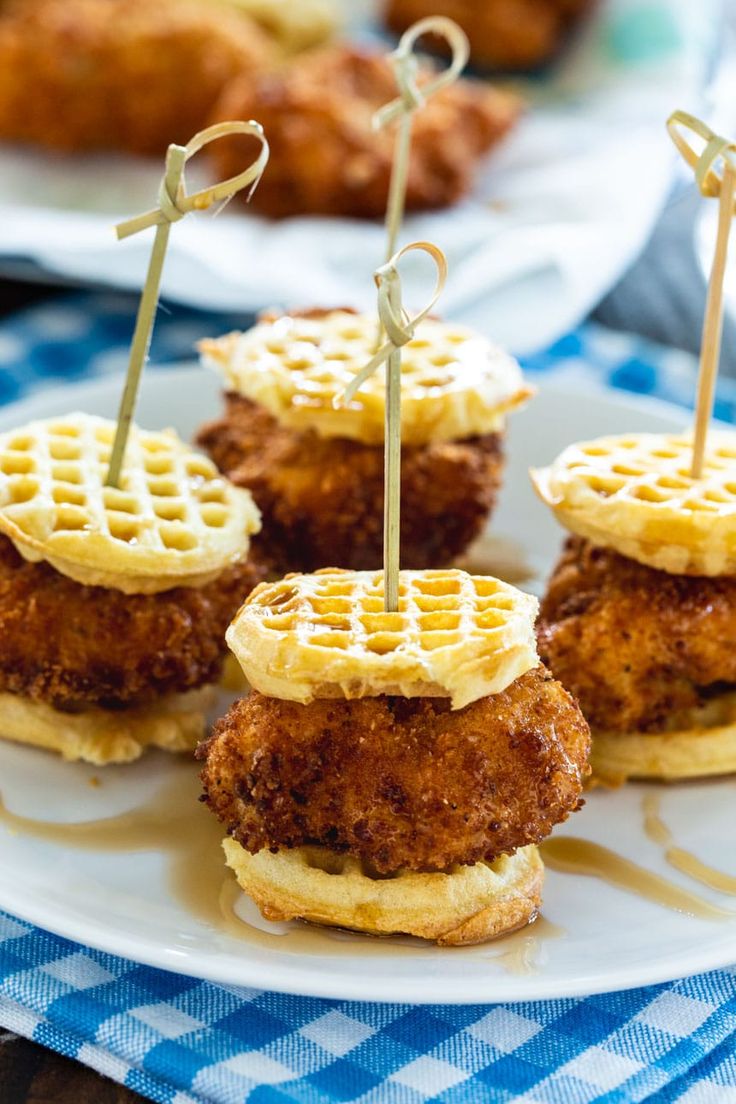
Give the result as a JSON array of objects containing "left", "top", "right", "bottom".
[
  {"left": 538, "top": 537, "right": 736, "bottom": 733},
  {"left": 197, "top": 392, "right": 504, "bottom": 573},
  {"left": 385, "top": 0, "right": 592, "bottom": 70},
  {"left": 0, "top": 536, "right": 266, "bottom": 710},
  {"left": 0, "top": 0, "right": 274, "bottom": 155},
  {"left": 209, "top": 43, "right": 521, "bottom": 218},
  {"left": 198, "top": 668, "right": 590, "bottom": 873}
]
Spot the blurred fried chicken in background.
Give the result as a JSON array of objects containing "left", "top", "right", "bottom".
[
  {"left": 385, "top": 0, "right": 592, "bottom": 69},
  {"left": 0, "top": 0, "right": 276, "bottom": 155},
  {"left": 210, "top": 44, "right": 522, "bottom": 218}
]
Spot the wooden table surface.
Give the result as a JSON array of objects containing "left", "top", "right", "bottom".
[{"left": 0, "top": 1033, "right": 145, "bottom": 1103}]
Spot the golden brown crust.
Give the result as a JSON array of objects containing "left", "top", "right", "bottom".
[
  {"left": 224, "top": 838, "right": 544, "bottom": 945},
  {"left": 0, "top": 535, "right": 267, "bottom": 709},
  {"left": 198, "top": 668, "right": 590, "bottom": 873},
  {"left": 384, "top": 0, "right": 592, "bottom": 70},
  {"left": 538, "top": 537, "right": 736, "bottom": 734},
  {"left": 197, "top": 393, "right": 504, "bottom": 572},
  {"left": 0, "top": 0, "right": 274, "bottom": 155},
  {"left": 209, "top": 43, "right": 522, "bottom": 219}
]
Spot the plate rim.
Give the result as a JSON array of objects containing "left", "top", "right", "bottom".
[{"left": 0, "top": 367, "right": 734, "bottom": 1004}]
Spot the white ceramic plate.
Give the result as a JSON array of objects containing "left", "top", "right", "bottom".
[
  {"left": 0, "top": 369, "right": 735, "bottom": 1005},
  {"left": 0, "top": 0, "right": 716, "bottom": 353}
]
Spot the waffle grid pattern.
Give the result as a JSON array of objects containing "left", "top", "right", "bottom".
[
  {"left": 255, "top": 569, "right": 519, "bottom": 654},
  {"left": 533, "top": 431, "right": 736, "bottom": 576},
  {"left": 0, "top": 413, "right": 260, "bottom": 592},
  {"left": 227, "top": 568, "right": 539, "bottom": 708},
  {"left": 201, "top": 310, "right": 529, "bottom": 445}
]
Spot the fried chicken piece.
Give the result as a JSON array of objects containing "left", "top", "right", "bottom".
[
  {"left": 0, "top": 536, "right": 267, "bottom": 710},
  {"left": 197, "top": 393, "right": 504, "bottom": 573},
  {"left": 385, "top": 0, "right": 592, "bottom": 70},
  {"left": 209, "top": 43, "right": 521, "bottom": 218},
  {"left": 538, "top": 537, "right": 736, "bottom": 734},
  {"left": 198, "top": 668, "right": 590, "bottom": 873},
  {"left": 0, "top": 0, "right": 274, "bottom": 156}
]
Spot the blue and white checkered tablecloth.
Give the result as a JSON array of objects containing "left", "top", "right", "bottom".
[{"left": 0, "top": 293, "right": 735, "bottom": 1104}]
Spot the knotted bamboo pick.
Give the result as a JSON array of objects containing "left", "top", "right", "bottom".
[
  {"left": 374, "top": 16, "right": 469, "bottom": 267},
  {"left": 339, "top": 241, "right": 447, "bottom": 611},
  {"left": 107, "top": 119, "right": 269, "bottom": 487},
  {"left": 667, "top": 110, "right": 736, "bottom": 479}
]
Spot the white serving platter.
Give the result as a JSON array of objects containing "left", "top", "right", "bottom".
[{"left": 0, "top": 368, "right": 734, "bottom": 1003}]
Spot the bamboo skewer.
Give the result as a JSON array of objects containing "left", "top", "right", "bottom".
[
  {"left": 107, "top": 119, "right": 269, "bottom": 487},
  {"left": 339, "top": 240, "right": 448, "bottom": 611},
  {"left": 373, "top": 17, "right": 467, "bottom": 348},
  {"left": 383, "top": 274, "right": 403, "bottom": 612},
  {"left": 667, "top": 110, "right": 736, "bottom": 479},
  {"left": 691, "top": 162, "right": 736, "bottom": 479}
]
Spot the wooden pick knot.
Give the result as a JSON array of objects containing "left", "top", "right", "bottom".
[
  {"left": 374, "top": 261, "right": 416, "bottom": 347},
  {"left": 374, "top": 16, "right": 469, "bottom": 132},
  {"left": 667, "top": 110, "right": 736, "bottom": 480},
  {"left": 667, "top": 110, "right": 736, "bottom": 202},
  {"left": 374, "top": 16, "right": 468, "bottom": 280},
  {"left": 155, "top": 152, "right": 188, "bottom": 227},
  {"left": 340, "top": 241, "right": 448, "bottom": 406},
  {"left": 116, "top": 120, "right": 268, "bottom": 241},
  {"left": 106, "top": 119, "right": 270, "bottom": 487}
]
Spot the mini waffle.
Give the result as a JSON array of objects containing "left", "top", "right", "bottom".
[
  {"left": 591, "top": 691, "right": 736, "bottom": 784},
  {"left": 0, "top": 686, "right": 214, "bottom": 765},
  {"left": 224, "top": 838, "right": 543, "bottom": 945},
  {"left": 0, "top": 413, "right": 260, "bottom": 593},
  {"left": 531, "top": 431, "right": 736, "bottom": 576},
  {"left": 226, "top": 567, "right": 539, "bottom": 709},
  {"left": 200, "top": 311, "right": 530, "bottom": 446}
]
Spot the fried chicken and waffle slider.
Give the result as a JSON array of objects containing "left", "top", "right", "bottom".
[
  {"left": 199, "top": 568, "right": 590, "bottom": 945},
  {"left": 209, "top": 43, "right": 521, "bottom": 219},
  {"left": 0, "top": 412, "right": 262, "bottom": 764},
  {"left": 533, "top": 431, "right": 736, "bottom": 781},
  {"left": 197, "top": 309, "right": 532, "bottom": 573}
]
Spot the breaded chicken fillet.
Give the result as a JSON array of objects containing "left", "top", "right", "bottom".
[
  {"left": 0, "top": 535, "right": 266, "bottom": 710},
  {"left": 209, "top": 43, "right": 521, "bottom": 218},
  {"left": 199, "top": 667, "right": 590, "bottom": 874},
  {"left": 197, "top": 393, "right": 504, "bottom": 573},
  {"left": 538, "top": 537, "right": 736, "bottom": 734}
]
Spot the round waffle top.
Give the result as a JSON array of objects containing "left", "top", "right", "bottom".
[
  {"left": 0, "top": 413, "right": 261, "bottom": 593},
  {"left": 531, "top": 431, "right": 736, "bottom": 576},
  {"left": 226, "top": 567, "right": 539, "bottom": 709},
  {"left": 200, "top": 310, "right": 530, "bottom": 445}
]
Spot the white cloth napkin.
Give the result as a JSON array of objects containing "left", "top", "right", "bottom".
[{"left": 0, "top": 0, "right": 716, "bottom": 354}]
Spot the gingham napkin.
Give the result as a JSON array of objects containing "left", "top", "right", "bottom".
[{"left": 0, "top": 293, "right": 735, "bottom": 1104}]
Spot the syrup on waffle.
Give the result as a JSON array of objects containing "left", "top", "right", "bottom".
[{"left": 223, "top": 837, "right": 543, "bottom": 945}]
